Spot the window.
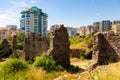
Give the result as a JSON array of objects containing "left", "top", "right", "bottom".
[
  {"left": 34, "top": 19, "right": 37, "bottom": 22},
  {"left": 26, "top": 20, "right": 30, "bottom": 22},
  {"left": 21, "top": 15, "right": 25, "bottom": 18},
  {"left": 34, "top": 22, "right": 38, "bottom": 25},
  {"left": 26, "top": 23, "right": 29, "bottom": 25},
  {"left": 26, "top": 13, "right": 30, "bottom": 17},
  {"left": 34, "top": 26, "right": 37, "bottom": 28},
  {"left": 34, "top": 28, "right": 37, "bottom": 30},
  {"left": 34, "top": 14, "right": 38, "bottom": 16}
]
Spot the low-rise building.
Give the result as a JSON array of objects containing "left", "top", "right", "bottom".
[
  {"left": 66, "top": 27, "right": 77, "bottom": 37},
  {"left": 112, "top": 24, "right": 120, "bottom": 34},
  {"left": 6, "top": 25, "right": 18, "bottom": 35},
  {"left": 6, "top": 25, "right": 17, "bottom": 31},
  {"left": 0, "top": 27, "right": 10, "bottom": 40},
  {"left": 50, "top": 25, "right": 77, "bottom": 37},
  {"left": 100, "top": 20, "right": 111, "bottom": 32},
  {"left": 77, "top": 25, "right": 94, "bottom": 36},
  {"left": 0, "top": 25, "right": 18, "bottom": 40}
]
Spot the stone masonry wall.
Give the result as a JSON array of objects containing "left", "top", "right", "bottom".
[
  {"left": 12, "top": 32, "right": 49, "bottom": 60},
  {"left": 0, "top": 39, "right": 12, "bottom": 58},
  {"left": 93, "top": 31, "right": 120, "bottom": 65},
  {"left": 49, "top": 24, "right": 70, "bottom": 67}
]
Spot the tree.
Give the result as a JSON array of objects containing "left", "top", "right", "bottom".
[
  {"left": 17, "top": 31, "right": 25, "bottom": 43},
  {"left": 7, "top": 35, "right": 12, "bottom": 42}
]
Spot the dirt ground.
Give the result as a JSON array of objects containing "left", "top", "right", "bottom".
[{"left": 70, "top": 58, "right": 90, "bottom": 69}]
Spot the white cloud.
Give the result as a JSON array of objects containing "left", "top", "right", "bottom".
[
  {"left": 0, "top": 0, "right": 39, "bottom": 27},
  {"left": 30, "top": 0, "right": 38, "bottom": 4},
  {"left": 0, "top": 14, "right": 19, "bottom": 27},
  {"left": 10, "top": 0, "right": 29, "bottom": 8}
]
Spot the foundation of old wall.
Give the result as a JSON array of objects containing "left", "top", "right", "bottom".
[{"left": 93, "top": 31, "right": 120, "bottom": 65}]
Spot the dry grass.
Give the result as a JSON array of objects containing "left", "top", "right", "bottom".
[
  {"left": 26, "top": 67, "right": 46, "bottom": 80},
  {"left": 70, "top": 42, "right": 90, "bottom": 55},
  {"left": 70, "top": 42, "right": 88, "bottom": 49},
  {"left": 1, "top": 58, "right": 120, "bottom": 80},
  {"left": 92, "top": 62, "right": 120, "bottom": 80},
  {"left": 26, "top": 66, "right": 67, "bottom": 80}
]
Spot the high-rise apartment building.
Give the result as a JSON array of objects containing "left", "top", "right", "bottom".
[
  {"left": 20, "top": 6, "right": 48, "bottom": 36},
  {"left": 86, "top": 25, "right": 94, "bottom": 35},
  {"left": 93, "top": 22, "right": 100, "bottom": 32},
  {"left": 112, "top": 20, "right": 120, "bottom": 25},
  {"left": 100, "top": 20, "right": 111, "bottom": 32},
  {"left": 79, "top": 26, "right": 86, "bottom": 36},
  {"left": 66, "top": 27, "right": 77, "bottom": 37}
]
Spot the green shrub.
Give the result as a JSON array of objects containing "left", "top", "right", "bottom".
[
  {"left": 17, "top": 42, "right": 23, "bottom": 50},
  {"left": 17, "top": 31, "right": 25, "bottom": 43},
  {"left": 1, "top": 58, "right": 28, "bottom": 74},
  {"left": 9, "top": 53, "right": 16, "bottom": 58},
  {"left": 33, "top": 54, "right": 64, "bottom": 72},
  {"left": 27, "top": 60, "right": 34, "bottom": 64}
]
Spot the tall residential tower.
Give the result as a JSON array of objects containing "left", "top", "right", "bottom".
[
  {"left": 100, "top": 20, "right": 111, "bottom": 32},
  {"left": 20, "top": 6, "right": 48, "bottom": 36}
]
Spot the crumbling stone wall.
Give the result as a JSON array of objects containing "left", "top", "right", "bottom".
[
  {"left": 49, "top": 24, "right": 70, "bottom": 67},
  {"left": 12, "top": 35, "right": 17, "bottom": 57},
  {"left": 70, "top": 49, "right": 86, "bottom": 58},
  {"left": 93, "top": 31, "right": 120, "bottom": 65},
  {"left": 0, "top": 39, "right": 12, "bottom": 58},
  {"left": 12, "top": 33, "right": 49, "bottom": 60}
]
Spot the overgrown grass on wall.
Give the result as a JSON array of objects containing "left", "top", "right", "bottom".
[
  {"left": 69, "top": 35, "right": 93, "bottom": 59},
  {"left": 69, "top": 35, "right": 93, "bottom": 49}
]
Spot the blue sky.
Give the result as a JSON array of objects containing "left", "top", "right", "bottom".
[{"left": 0, "top": 0, "right": 120, "bottom": 29}]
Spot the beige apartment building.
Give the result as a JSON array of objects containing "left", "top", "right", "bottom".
[
  {"left": 112, "top": 24, "right": 120, "bottom": 34},
  {"left": 77, "top": 25, "right": 95, "bottom": 36},
  {"left": 0, "top": 27, "right": 10, "bottom": 40},
  {"left": 0, "top": 25, "right": 18, "bottom": 40}
]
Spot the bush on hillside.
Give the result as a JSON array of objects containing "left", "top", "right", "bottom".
[
  {"left": 1, "top": 58, "right": 28, "bottom": 74},
  {"left": 33, "top": 54, "right": 64, "bottom": 72}
]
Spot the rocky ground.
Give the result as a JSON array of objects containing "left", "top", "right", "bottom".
[{"left": 70, "top": 58, "right": 90, "bottom": 69}]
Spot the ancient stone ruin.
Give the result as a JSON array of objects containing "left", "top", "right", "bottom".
[
  {"left": 70, "top": 49, "right": 86, "bottom": 58},
  {"left": 12, "top": 32, "right": 49, "bottom": 60},
  {"left": 12, "top": 35, "right": 17, "bottom": 57},
  {"left": 0, "top": 39, "right": 12, "bottom": 58},
  {"left": 93, "top": 31, "right": 120, "bottom": 65},
  {"left": 49, "top": 24, "right": 70, "bottom": 67}
]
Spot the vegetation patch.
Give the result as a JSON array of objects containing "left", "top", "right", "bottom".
[
  {"left": 33, "top": 54, "right": 64, "bottom": 72},
  {"left": 0, "top": 58, "right": 28, "bottom": 74},
  {"left": 69, "top": 35, "right": 93, "bottom": 59}
]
